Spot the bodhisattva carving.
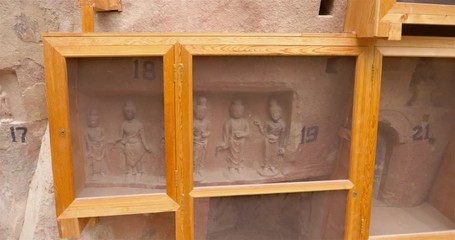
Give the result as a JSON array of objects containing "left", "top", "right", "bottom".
[
  {"left": 117, "top": 101, "right": 153, "bottom": 178},
  {"left": 216, "top": 99, "right": 250, "bottom": 174},
  {"left": 84, "top": 109, "right": 107, "bottom": 176},
  {"left": 193, "top": 97, "right": 210, "bottom": 178},
  {"left": 0, "top": 84, "right": 13, "bottom": 123},
  {"left": 254, "top": 99, "right": 286, "bottom": 176}
]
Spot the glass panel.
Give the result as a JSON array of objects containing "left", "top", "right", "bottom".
[
  {"left": 82, "top": 213, "right": 175, "bottom": 239},
  {"left": 192, "top": 56, "right": 356, "bottom": 186},
  {"left": 397, "top": 0, "right": 455, "bottom": 4},
  {"left": 194, "top": 191, "right": 347, "bottom": 240},
  {"left": 67, "top": 57, "right": 166, "bottom": 197},
  {"left": 370, "top": 57, "right": 455, "bottom": 236}
]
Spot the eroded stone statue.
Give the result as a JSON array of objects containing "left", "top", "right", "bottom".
[
  {"left": 117, "top": 101, "right": 153, "bottom": 178},
  {"left": 254, "top": 99, "right": 286, "bottom": 176},
  {"left": 84, "top": 109, "right": 106, "bottom": 176},
  {"left": 216, "top": 99, "right": 250, "bottom": 174},
  {"left": 193, "top": 97, "right": 210, "bottom": 178},
  {"left": 0, "top": 84, "right": 13, "bottom": 122}
]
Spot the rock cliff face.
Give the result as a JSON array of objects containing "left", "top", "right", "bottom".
[{"left": 1, "top": 1, "right": 349, "bottom": 239}]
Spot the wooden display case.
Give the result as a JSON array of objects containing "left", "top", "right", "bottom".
[
  {"left": 367, "top": 37, "right": 455, "bottom": 240},
  {"left": 43, "top": 34, "right": 454, "bottom": 239},
  {"left": 345, "top": 0, "right": 455, "bottom": 40}
]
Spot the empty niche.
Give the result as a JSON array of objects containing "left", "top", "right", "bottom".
[
  {"left": 194, "top": 191, "right": 347, "bottom": 240},
  {"left": 319, "top": 0, "right": 335, "bottom": 16},
  {"left": 85, "top": 213, "right": 175, "bottom": 239}
]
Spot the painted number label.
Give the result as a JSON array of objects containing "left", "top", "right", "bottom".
[
  {"left": 301, "top": 126, "right": 319, "bottom": 144},
  {"left": 10, "top": 127, "right": 27, "bottom": 143},
  {"left": 413, "top": 124, "right": 430, "bottom": 141},
  {"left": 133, "top": 59, "right": 155, "bottom": 80}
]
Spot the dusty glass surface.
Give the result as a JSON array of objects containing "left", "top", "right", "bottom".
[
  {"left": 67, "top": 57, "right": 166, "bottom": 197},
  {"left": 192, "top": 56, "right": 356, "bottom": 186},
  {"left": 194, "top": 191, "right": 347, "bottom": 240},
  {"left": 87, "top": 213, "right": 175, "bottom": 239},
  {"left": 370, "top": 57, "right": 455, "bottom": 236}
]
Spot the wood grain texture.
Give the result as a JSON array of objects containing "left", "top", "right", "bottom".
[
  {"left": 57, "top": 218, "right": 90, "bottom": 238},
  {"left": 345, "top": 42, "right": 381, "bottom": 240},
  {"left": 163, "top": 48, "right": 177, "bottom": 202},
  {"left": 44, "top": 39, "right": 76, "bottom": 217},
  {"left": 382, "top": 13, "right": 455, "bottom": 26},
  {"left": 344, "top": 0, "right": 376, "bottom": 37},
  {"left": 43, "top": 34, "right": 361, "bottom": 48},
  {"left": 94, "top": 0, "right": 122, "bottom": 12},
  {"left": 174, "top": 44, "right": 195, "bottom": 240},
  {"left": 44, "top": 38, "right": 86, "bottom": 239},
  {"left": 190, "top": 180, "right": 353, "bottom": 198},
  {"left": 370, "top": 230, "right": 455, "bottom": 240},
  {"left": 81, "top": 3, "right": 94, "bottom": 32},
  {"left": 54, "top": 45, "right": 172, "bottom": 57},
  {"left": 360, "top": 47, "right": 383, "bottom": 239},
  {"left": 58, "top": 194, "right": 179, "bottom": 219},
  {"left": 377, "top": 47, "right": 455, "bottom": 57},
  {"left": 185, "top": 45, "right": 364, "bottom": 56},
  {"left": 376, "top": 37, "right": 455, "bottom": 48},
  {"left": 390, "top": 2, "right": 455, "bottom": 15},
  {"left": 377, "top": 0, "right": 397, "bottom": 37},
  {"left": 388, "top": 23, "right": 403, "bottom": 41}
]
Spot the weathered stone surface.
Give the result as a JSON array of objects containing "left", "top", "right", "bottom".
[
  {"left": 19, "top": 126, "right": 59, "bottom": 240},
  {"left": 14, "top": 13, "right": 40, "bottom": 43},
  {"left": 22, "top": 83, "right": 47, "bottom": 121},
  {"left": 16, "top": 58, "right": 44, "bottom": 91},
  {"left": 0, "top": 70, "right": 27, "bottom": 122},
  {"left": 0, "top": 120, "right": 47, "bottom": 240},
  {"left": 95, "top": 0, "right": 348, "bottom": 33}
]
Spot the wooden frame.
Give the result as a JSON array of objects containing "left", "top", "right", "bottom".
[
  {"left": 345, "top": 0, "right": 455, "bottom": 40},
  {"left": 364, "top": 37, "right": 455, "bottom": 240},
  {"left": 43, "top": 35, "right": 178, "bottom": 238},
  {"left": 43, "top": 33, "right": 454, "bottom": 239},
  {"left": 177, "top": 34, "right": 376, "bottom": 240}
]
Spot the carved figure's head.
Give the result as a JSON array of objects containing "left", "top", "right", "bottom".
[
  {"left": 230, "top": 99, "right": 244, "bottom": 119},
  {"left": 195, "top": 97, "right": 208, "bottom": 120},
  {"left": 87, "top": 109, "right": 100, "bottom": 127},
  {"left": 268, "top": 99, "right": 282, "bottom": 122},
  {"left": 123, "top": 101, "right": 137, "bottom": 120}
]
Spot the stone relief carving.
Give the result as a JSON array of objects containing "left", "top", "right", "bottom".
[
  {"left": 254, "top": 99, "right": 286, "bottom": 176},
  {"left": 117, "top": 101, "right": 154, "bottom": 179},
  {"left": 216, "top": 99, "right": 250, "bottom": 175},
  {"left": 193, "top": 97, "right": 210, "bottom": 179},
  {"left": 84, "top": 109, "right": 107, "bottom": 176},
  {"left": 0, "top": 84, "right": 13, "bottom": 123}
]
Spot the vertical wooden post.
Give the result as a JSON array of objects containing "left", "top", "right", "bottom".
[
  {"left": 80, "top": 0, "right": 95, "bottom": 32},
  {"left": 345, "top": 42, "right": 382, "bottom": 240}
]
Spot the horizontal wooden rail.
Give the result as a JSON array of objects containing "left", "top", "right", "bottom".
[
  {"left": 190, "top": 179, "right": 353, "bottom": 198},
  {"left": 370, "top": 230, "right": 455, "bottom": 240},
  {"left": 58, "top": 194, "right": 179, "bottom": 219}
]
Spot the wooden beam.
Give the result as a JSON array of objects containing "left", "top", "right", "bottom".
[
  {"left": 388, "top": 23, "right": 402, "bottom": 40},
  {"left": 190, "top": 180, "right": 354, "bottom": 198},
  {"left": 94, "top": 0, "right": 122, "bottom": 12},
  {"left": 80, "top": 1, "right": 94, "bottom": 32},
  {"left": 370, "top": 230, "right": 455, "bottom": 240}
]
